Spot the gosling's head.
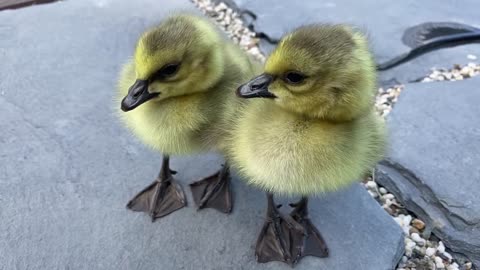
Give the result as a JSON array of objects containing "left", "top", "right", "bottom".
[
  {"left": 237, "top": 24, "right": 376, "bottom": 121},
  {"left": 121, "top": 14, "right": 224, "bottom": 112}
]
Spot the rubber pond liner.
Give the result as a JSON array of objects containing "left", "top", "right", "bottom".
[{"left": 0, "top": 0, "right": 59, "bottom": 11}]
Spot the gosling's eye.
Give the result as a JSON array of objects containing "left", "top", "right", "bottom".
[
  {"left": 161, "top": 63, "right": 180, "bottom": 76},
  {"left": 284, "top": 72, "right": 306, "bottom": 84},
  {"left": 152, "top": 63, "right": 180, "bottom": 81}
]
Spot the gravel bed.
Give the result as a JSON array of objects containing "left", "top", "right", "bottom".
[
  {"left": 421, "top": 61, "right": 480, "bottom": 83},
  {"left": 376, "top": 60, "right": 480, "bottom": 118},
  {"left": 363, "top": 178, "right": 473, "bottom": 270},
  {"left": 376, "top": 85, "right": 404, "bottom": 117},
  {"left": 192, "top": 1, "right": 474, "bottom": 269},
  {"left": 191, "top": 0, "right": 265, "bottom": 62}
]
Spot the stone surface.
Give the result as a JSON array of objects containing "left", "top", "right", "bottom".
[
  {"left": 230, "top": 0, "right": 480, "bottom": 83},
  {"left": 0, "top": 1, "right": 403, "bottom": 269},
  {"left": 375, "top": 77, "right": 480, "bottom": 268}
]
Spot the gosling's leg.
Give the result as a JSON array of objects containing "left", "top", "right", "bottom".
[
  {"left": 126, "top": 155, "right": 186, "bottom": 221},
  {"left": 189, "top": 163, "right": 232, "bottom": 213},
  {"left": 255, "top": 193, "right": 305, "bottom": 266},
  {"left": 289, "top": 197, "right": 329, "bottom": 264}
]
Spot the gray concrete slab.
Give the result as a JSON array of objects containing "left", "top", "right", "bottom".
[
  {"left": 232, "top": 0, "right": 480, "bottom": 83},
  {"left": 0, "top": 1, "right": 403, "bottom": 269},
  {"left": 376, "top": 77, "right": 480, "bottom": 268}
]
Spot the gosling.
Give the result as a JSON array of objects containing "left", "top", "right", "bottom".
[
  {"left": 230, "top": 24, "right": 386, "bottom": 266},
  {"left": 117, "top": 14, "right": 258, "bottom": 221}
]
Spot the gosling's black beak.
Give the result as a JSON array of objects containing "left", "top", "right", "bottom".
[
  {"left": 121, "top": 79, "right": 159, "bottom": 112},
  {"left": 236, "top": 74, "right": 276, "bottom": 99}
]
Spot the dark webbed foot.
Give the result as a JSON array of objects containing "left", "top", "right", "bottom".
[
  {"left": 126, "top": 155, "right": 186, "bottom": 221},
  {"left": 255, "top": 193, "right": 305, "bottom": 266},
  {"left": 189, "top": 164, "right": 232, "bottom": 213},
  {"left": 290, "top": 197, "right": 329, "bottom": 263}
]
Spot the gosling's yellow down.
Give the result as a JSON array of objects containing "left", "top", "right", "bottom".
[
  {"left": 117, "top": 14, "right": 258, "bottom": 221},
  {"left": 230, "top": 24, "right": 386, "bottom": 265}
]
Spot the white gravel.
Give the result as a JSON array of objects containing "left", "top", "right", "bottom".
[
  {"left": 191, "top": 0, "right": 265, "bottom": 62},
  {"left": 364, "top": 177, "right": 468, "bottom": 270},
  {"left": 375, "top": 85, "right": 403, "bottom": 117},
  {"left": 421, "top": 62, "right": 480, "bottom": 82},
  {"left": 377, "top": 60, "right": 480, "bottom": 118}
]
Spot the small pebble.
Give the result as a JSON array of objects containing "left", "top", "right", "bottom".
[
  {"left": 447, "top": 262, "right": 459, "bottom": 270},
  {"left": 422, "top": 77, "right": 433, "bottom": 82},
  {"left": 383, "top": 193, "right": 395, "bottom": 200},
  {"left": 379, "top": 187, "right": 387, "bottom": 194},
  {"left": 404, "top": 215, "right": 412, "bottom": 226},
  {"left": 460, "top": 67, "right": 471, "bottom": 76},
  {"left": 366, "top": 180, "right": 377, "bottom": 189},
  {"left": 425, "top": 247, "right": 436, "bottom": 257},
  {"left": 394, "top": 216, "right": 404, "bottom": 227},
  {"left": 405, "top": 239, "right": 416, "bottom": 249},
  {"left": 435, "top": 256, "right": 445, "bottom": 269},
  {"left": 464, "top": 262, "right": 472, "bottom": 270},
  {"left": 384, "top": 198, "right": 393, "bottom": 207},
  {"left": 411, "top": 233, "right": 426, "bottom": 246},
  {"left": 437, "top": 251, "right": 452, "bottom": 262},
  {"left": 411, "top": 219, "right": 425, "bottom": 230},
  {"left": 437, "top": 241, "right": 446, "bottom": 253},
  {"left": 467, "top": 54, "right": 477, "bottom": 60}
]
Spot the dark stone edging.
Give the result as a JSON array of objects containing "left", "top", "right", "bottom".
[{"left": 376, "top": 160, "right": 480, "bottom": 268}]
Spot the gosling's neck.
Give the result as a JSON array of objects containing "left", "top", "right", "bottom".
[
  {"left": 180, "top": 43, "right": 228, "bottom": 95},
  {"left": 311, "top": 84, "right": 375, "bottom": 122},
  {"left": 272, "top": 97, "right": 374, "bottom": 124}
]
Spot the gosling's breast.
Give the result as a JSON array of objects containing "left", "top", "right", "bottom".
[
  {"left": 121, "top": 100, "right": 208, "bottom": 155},
  {"left": 232, "top": 109, "right": 361, "bottom": 194}
]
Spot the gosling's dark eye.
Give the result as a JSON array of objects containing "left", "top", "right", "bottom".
[
  {"left": 152, "top": 63, "right": 180, "bottom": 81},
  {"left": 161, "top": 63, "right": 180, "bottom": 76},
  {"left": 284, "top": 72, "right": 306, "bottom": 84}
]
